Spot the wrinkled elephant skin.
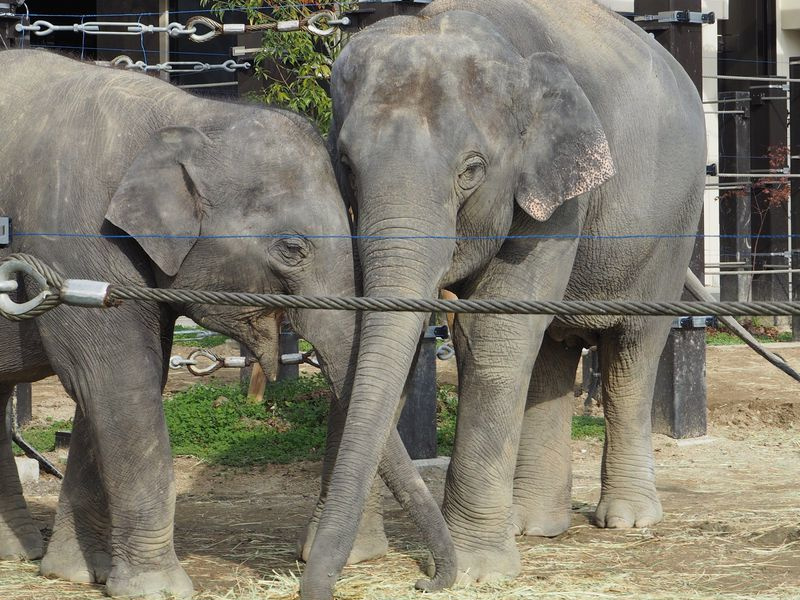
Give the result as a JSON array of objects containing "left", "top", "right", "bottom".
[{"left": 301, "top": 1, "right": 706, "bottom": 597}]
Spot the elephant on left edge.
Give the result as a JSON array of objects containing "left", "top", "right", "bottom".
[{"left": 0, "top": 49, "right": 455, "bottom": 599}]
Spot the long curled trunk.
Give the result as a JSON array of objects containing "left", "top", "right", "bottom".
[{"left": 301, "top": 187, "right": 455, "bottom": 600}]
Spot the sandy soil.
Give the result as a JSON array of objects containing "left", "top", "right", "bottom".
[{"left": 2, "top": 343, "right": 799, "bottom": 600}]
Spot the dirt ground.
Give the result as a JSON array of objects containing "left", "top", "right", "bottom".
[{"left": 2, "top": 343, "right": 799, "bottom": 600}]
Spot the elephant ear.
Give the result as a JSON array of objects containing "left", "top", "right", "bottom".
[
  {"left": 105, "top": 127, "right": 209, "bottom": 277},
  {"left": 515, "top": 52, "right": 615, "bottom": 221}
]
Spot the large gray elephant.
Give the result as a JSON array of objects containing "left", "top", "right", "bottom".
[
  {"left": 301, "top": 1, "right": 706, "bottom": 597},
  {"left": 0, "top": 49, "right": 453, "bottom": 598}
]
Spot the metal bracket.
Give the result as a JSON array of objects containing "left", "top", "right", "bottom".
[
  {"left": 0, "top": 217, "right": 10, "bottom": 247},
  {"left": 636, "top": 11, "right": 715, "bottom": 25},
  {"left": 60, "top": 279, "right": 110, "bottom": 308},
  {"left": 671, "top": 316, "right": 715, "bottom": 329}
]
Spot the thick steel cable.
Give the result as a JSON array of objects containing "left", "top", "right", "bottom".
[
  {"left": 4, "top": 254, "right": 800, "bottom": 319},
  {"left": 107, "top": 285, "right": 800, "bottom": 317}
]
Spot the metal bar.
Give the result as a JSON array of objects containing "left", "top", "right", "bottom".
[
  {"left": 702, "top": 97, "right": 749, "bottom": 104},
  {"left": 716, "top": 173, "right": 796, "bottom": 178},
  {"left": 177, "top": 81, "right": 238, "bottom": 89},
  {"left": 709, "top": 269, "right": 800, "bottom": 275},
  {"left": 791, "top": 56, "right": 800, "bottom": 340},
  {"left": 705, "top": 74, "right": 800, "bottom": 83},
  {"left": 706, "top": 110, "right": 746, "bottom": 115},
  {"left": 158, "top": 0, "right": 169, "bottom": 83}
]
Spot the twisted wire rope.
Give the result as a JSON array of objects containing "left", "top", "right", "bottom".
[{"left": 4, "top": 254, "right": 800, "bottom": 322}]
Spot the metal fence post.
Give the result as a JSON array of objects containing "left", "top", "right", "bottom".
[
  {"left": 790, "top": 58, "right": 800, "bottom": 340},
  {"left": 718, "top": 91, "right": 752, "bottom": 302},
  {"left": 278, "top": 318, "right": 300, "bottom": 381},
  {"left": 396, "top": 322, "right": 438, "bottom": 460}
]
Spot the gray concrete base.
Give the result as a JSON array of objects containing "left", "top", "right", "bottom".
[
  {"left": 413, "top": 456, "right": 450, "bottom": 477},
  {"left": 15, "top": 457, "right": 39, "bottom": 484}
]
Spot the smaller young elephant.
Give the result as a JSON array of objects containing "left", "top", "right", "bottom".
[{"left": 0, "top": 49, "right": 453, "bottom": 599}]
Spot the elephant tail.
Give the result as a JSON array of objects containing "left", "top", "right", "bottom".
[{"left": 684, "top": 269, "right": 800, "bottom": 384}]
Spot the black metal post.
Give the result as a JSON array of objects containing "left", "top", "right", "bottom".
[
  {"left": 790, "top": 58, "right": 800, "bottom": 340},
  {"left": 718, "top": 91, "right": 752, "bottom": 302},
  {"left": 14, "top": 384, "right": 31, "bottom": 428},
  {"left": 277, "top": 318, "right": 300, "bottom": 381},
  {"left": 396, "top": 324, "right": 438, "bottom": 460},
  {"left": 652, "top": 318, "right": 708, "bottom": 439}
]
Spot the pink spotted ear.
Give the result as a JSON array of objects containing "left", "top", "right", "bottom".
[{"left": 515, "top": 53, "right": 615, "bottom": 221}]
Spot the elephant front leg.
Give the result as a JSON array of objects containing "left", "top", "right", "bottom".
[
  {"left": 298, "top": 396, "right": 388, "bottom": 565},
  {"left": 40, "top": 405, "right": 111, "bottom": 584},
  {"left": 44, "top": 314, "right": 193, "bottom": 600},
  {"left": 512, "top": 336, "right": 581, "bottom": 537},
  {"left": 594, "top": 323, "right": 667, "bottom": 529},
  {"left": 0, "top": 386, "right": 43, "bottom": 561},
  {"left": 443, "top": 312, "right": 545, "bottom": 584}
]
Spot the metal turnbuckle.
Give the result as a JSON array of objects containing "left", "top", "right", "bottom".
[
  {"left": 170, "top": 349, "right": 252, "bottom": 376},
  {"left": 0, "top": 259, "right": 52, "bottom": 317},
  {"left": 16, "top": 20, "right": 198, "bottom": 37}
]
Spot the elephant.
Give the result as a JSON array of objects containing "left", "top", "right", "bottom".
[
  {"left": 300, "top": 1, "right": 707, "bottom": 597},
  {"left": 0, "top": 49, "right": 454, "bottom": 598}
]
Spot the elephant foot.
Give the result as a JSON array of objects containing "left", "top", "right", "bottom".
[
  {"left": 594, "top": 492, "right": 662, "bottom": 529},
  {"left": 41, "top": 535, "right": 111, "bottom": 584},
  {"left": 510, "top": 504, "right": 571, "bottom": 538},
  {"left": 105, "top": 560, "right": 193, "bottom": 599},
  {"left": 0, "top": 507, "right": 43, "bottom": 560},
  {"left": 0, "top": 523, "right": 43, "bottom": 561},
  {"left": 298, "top": 516, "right": 389, "bottom": 565},
  {"left": 433, "top": 539, "right": 520, "bottom": 586}
]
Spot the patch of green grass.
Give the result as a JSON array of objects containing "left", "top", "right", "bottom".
[
  {"left": 436, "top": 386, "right": 605, "bottom": 453},
  {"left": 436, "top": 385, "right": 459, "bottom": 456},
  {"left": 173, "top": 325, "right": 229, "bottom": 348},
  {"left": 164, "top": 375, "right": 332, "bottom": 466},
  {"left": 706, "top": 330, "right": 794, "bottom": 346},
  {"left": 571, "top": 416, "right": 606, "bottom": 440},
  {"left": 12, "top": 419, "right": 73, "bottom": 456}
]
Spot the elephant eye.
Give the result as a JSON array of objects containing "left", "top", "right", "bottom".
[
  {"left": 270, "top": 236, "right": 311, "bottom": 268},
  {"left": 458, "top": 156, "right": 487, "bottom": 191}
]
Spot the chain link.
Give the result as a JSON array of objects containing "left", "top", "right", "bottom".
[
  {"left": 101, "top": 55, "right": 250, "bottom": 74},
  {"left": 16, "top": 19, "right": 199, "bottom": 37},
  {"left": 16, "top": 10, "right": 351, "bottom": 42}
]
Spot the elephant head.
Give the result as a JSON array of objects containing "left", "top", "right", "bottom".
[
  {"left": 103, "top": 109, "right": 358, "bottom": 396},
  {"left": 302, "top": 11, "right": 614, "bottom": 599}
]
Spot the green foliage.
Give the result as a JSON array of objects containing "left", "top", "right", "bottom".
[
  {"left": 571, "top": 416, "right": 606, "bottom": 440},
  {"left": 173, "top": 325, "right": 229, "bottom": 348},
  {"left": 437, "top": 385, "right": 606, "bottom": 452},
  {"left": 12, "top": 419, "right": 73, "bottom": 456},
  {"left": 436, "top": 385, "right": 459, "bottom": 455},
  {"left": 203, "top": 0, "right": 357, "bottom": 133},
  {"left": 706, "top": 328, "right": 792, "bottom": 346},
  {"left": 164, "top": 375, "right": 331, "bottom": 465}
]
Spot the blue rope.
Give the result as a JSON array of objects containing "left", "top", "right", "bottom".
[{"left": 10, "top": 232, "right": 800, "bottom": 242}]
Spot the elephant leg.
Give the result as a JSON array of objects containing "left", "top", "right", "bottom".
[
  {"left": 594, "top": 322, "right": 667, "bottom": 529},
  {"left": 298, "top": 395, "right": 388, "bottom": 566},
  {"left": 443, "top": 311, "right": 545, "bottom": 584},
  {"left": 512, "top": 336, "right": 582, "bottom": 537},
  {"left": 0, "top": 385, "right": 43, "bottom": 561},
  {"left": 42, "top": 311, "right": 192, "bottom": 600},
  {"left": 40, "top": 404, "right": 111, "bottom": 584}
]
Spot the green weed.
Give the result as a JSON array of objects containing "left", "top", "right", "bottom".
[{"left": 12, "top": 420, "right": 73, "bottom": 456}]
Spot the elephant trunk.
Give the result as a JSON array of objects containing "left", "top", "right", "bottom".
[{"left": 300, "top": 195, "right": 455, "bottom": 599}]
